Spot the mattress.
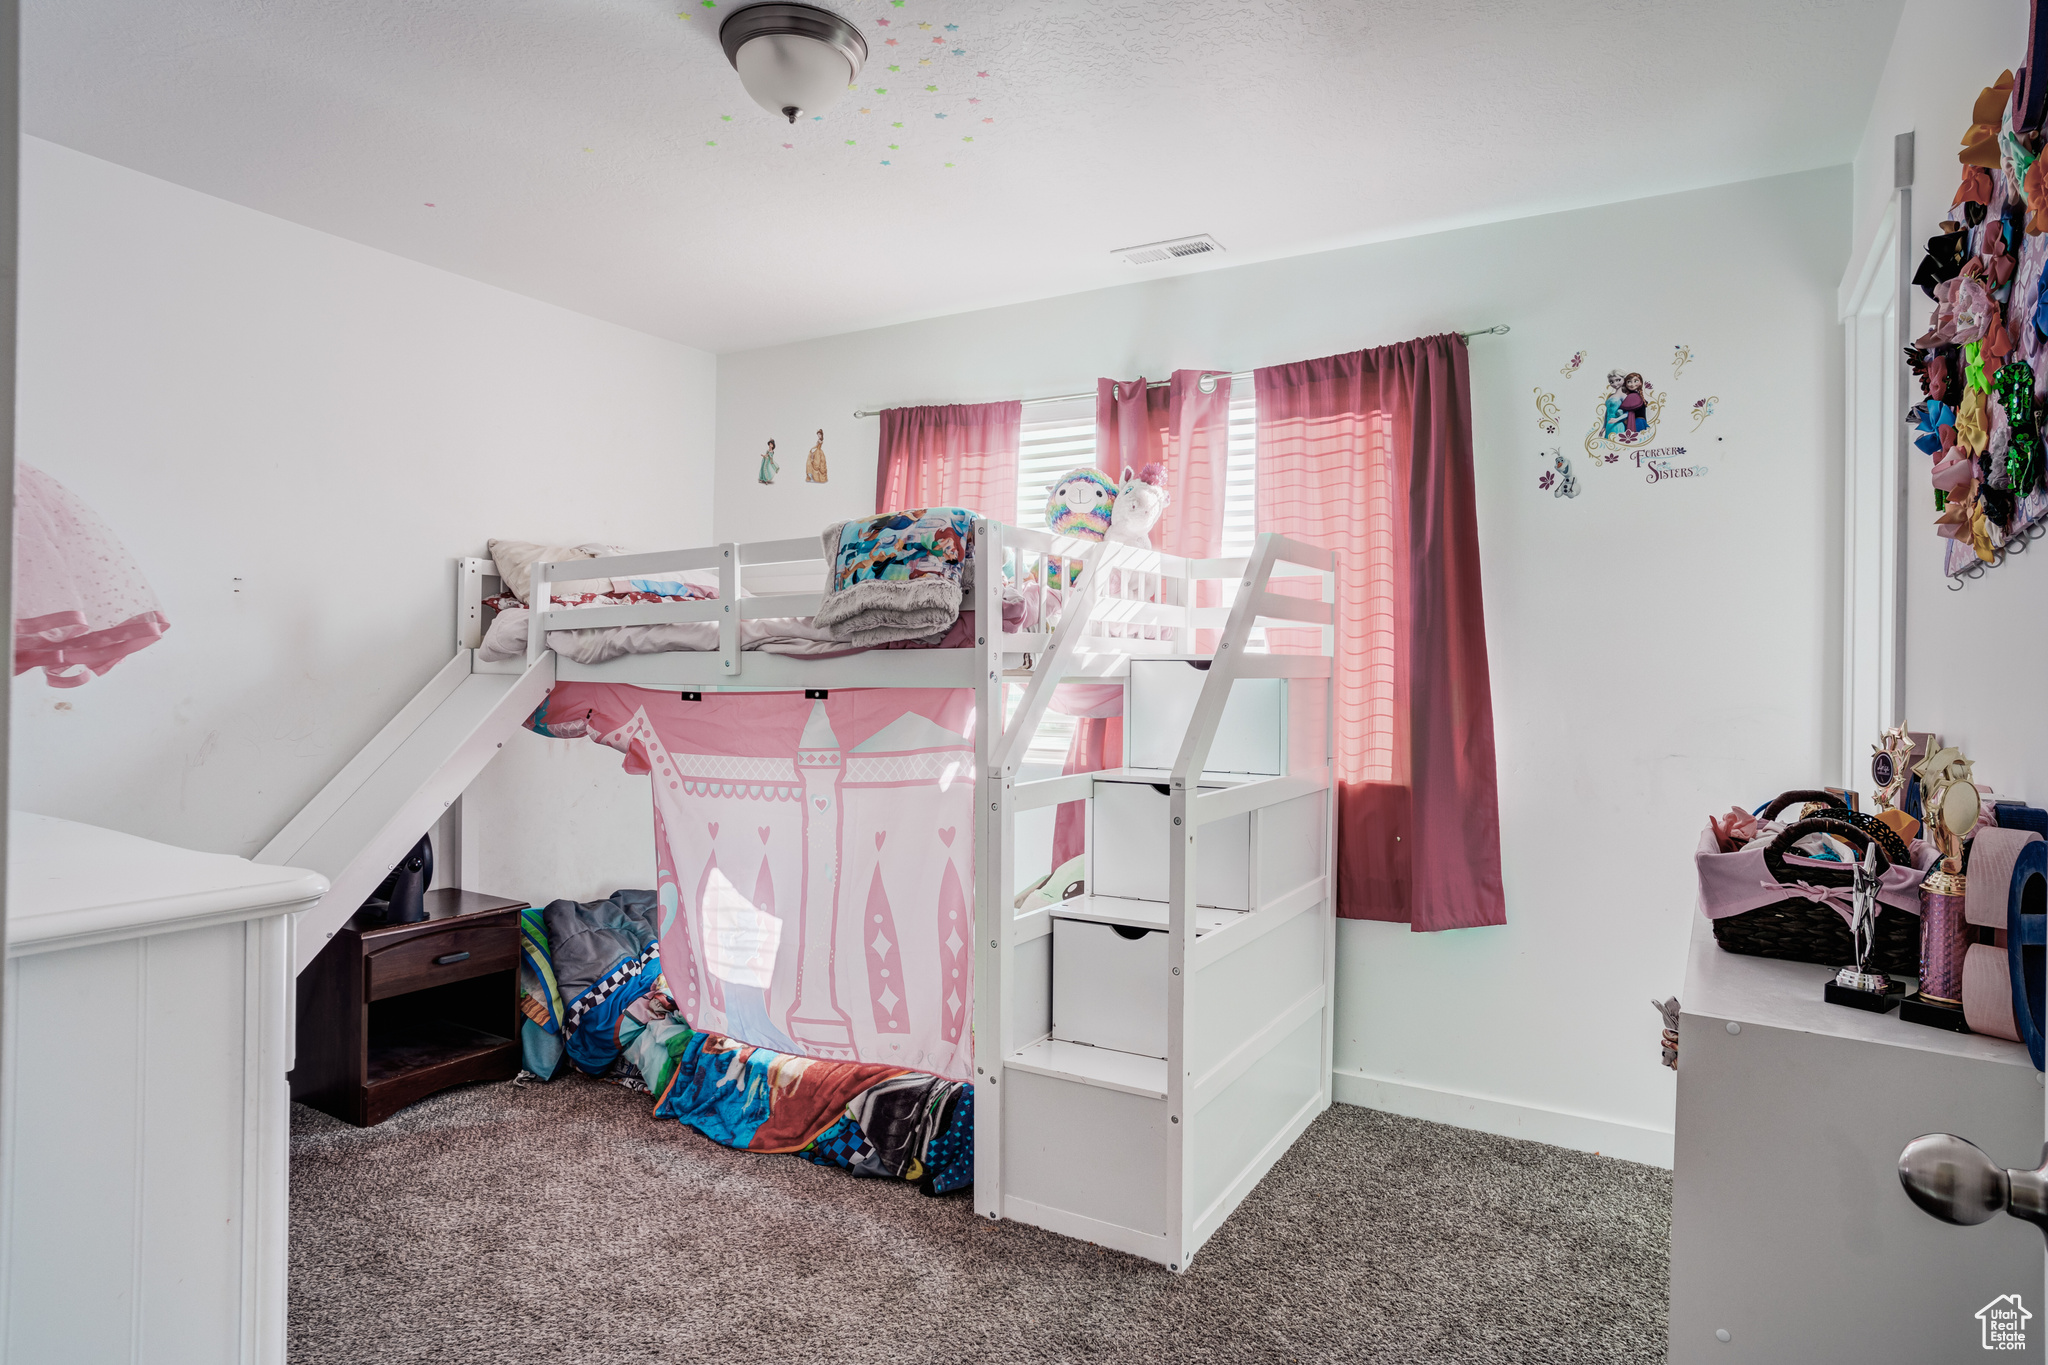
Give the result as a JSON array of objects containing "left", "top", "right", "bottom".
[{"left": 477, "top": 603, "right": 984, "bottom": 666}]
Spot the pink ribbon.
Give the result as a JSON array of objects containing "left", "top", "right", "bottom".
[{"left": 1762, "top": 879, "right": 1854, "bottom": 918}]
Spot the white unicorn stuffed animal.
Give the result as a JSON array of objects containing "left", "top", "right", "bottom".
[{"left": 1104, "top": 463, "right": 1169, "bottom": 547}]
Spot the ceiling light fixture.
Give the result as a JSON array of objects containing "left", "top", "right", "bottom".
[{"left": 719, "top": 3, "right": 868, "bottom": 124}]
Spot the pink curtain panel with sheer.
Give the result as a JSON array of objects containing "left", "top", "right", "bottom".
[
  {"left": 14, "top": 462, "right": 169, "bottom": 687},
  {"left": 1255, "top": 335, "right": 1504, "bottom": 931},
  {"left": 874, "top": 400, "right": 1023, "bottom": 517}
]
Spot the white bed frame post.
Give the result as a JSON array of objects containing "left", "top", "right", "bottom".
[
  {"left": 525, "top": 558, "right": 551, "bottom": 669},
  {"left": 718, "top": 542, "right": 740, "bottom": 678},
  {"left": 971, "top": 517, "right": 1009, "bottom": 1223}
]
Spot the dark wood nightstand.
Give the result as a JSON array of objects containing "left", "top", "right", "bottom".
[{"left": 290, "top": 888, "right": 528, "bottom": 1126}]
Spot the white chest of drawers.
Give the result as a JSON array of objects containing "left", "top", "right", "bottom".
[{"left": 2, "top": 813, "right": 326, "bottom": 1365}]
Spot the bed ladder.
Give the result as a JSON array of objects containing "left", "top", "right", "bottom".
[{"left": 256, "top": 564, "right": 556, "bottom": 974}]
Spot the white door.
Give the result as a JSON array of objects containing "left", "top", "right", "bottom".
[{"left": 1839, "top": 188, "right": 1911, "bottom": 789}]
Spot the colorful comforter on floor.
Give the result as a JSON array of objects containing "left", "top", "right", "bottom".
[{"left": 521, "top": 890, "right": 974, "bottom": 1195}]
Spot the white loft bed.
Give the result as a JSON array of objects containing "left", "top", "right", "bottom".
[{"left": 257, "top": 517, "right": 1336, "bottom": 1272}]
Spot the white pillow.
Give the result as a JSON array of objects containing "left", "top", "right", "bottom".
[{"left": 487, "top": 538, "right": 610, "bottom": 604}]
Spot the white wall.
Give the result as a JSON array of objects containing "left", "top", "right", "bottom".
[
  {"left": 714, "top": 168, "right": 1850, "bottom": 1166},
  {"left": 9, "top": 137, "right": 714, "bottom": 907},
  {"left": 1845, "top": 0, "right": 2048, "bottom": 808}
]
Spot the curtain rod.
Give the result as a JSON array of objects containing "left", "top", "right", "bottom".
[{"left": 849, "top": 326, "right": 1509, "bottom": 419}]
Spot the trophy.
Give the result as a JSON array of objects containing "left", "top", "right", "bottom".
[
  {"left": 1871, "top": 724, "right": 1922, "bottom": 841},
  {"left": 1900, "top": 742, "right": 1980, "bottom": 1031},
  {"left": 1825, "top": 841, "right": 1904, "bottom": 1013}
]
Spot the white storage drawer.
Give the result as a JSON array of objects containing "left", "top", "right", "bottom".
[
  {"left": 1127, "top": 659, "right": 1284, "bottom": 775},
  {"left": 1091, "top": 779, "right": 1249, "bottom": 909},
  {"left": 1051, "top": 908, "right": 1238, "bottom": 1058}
]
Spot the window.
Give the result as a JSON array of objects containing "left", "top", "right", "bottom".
[
  {"left": 1014, "top": 378, "right": 1259, "bottom": 553},
  {"left": 1220, "top": 377, "right": 1257, "bottom": 558},
  {"left": 1015, "top": 400, "right": 1098, "bottom": 530},
  {"left": 1008, "top": 378, "right": 1260, "bottom": 766}
]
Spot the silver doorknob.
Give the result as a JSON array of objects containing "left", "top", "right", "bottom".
[{"left": 1898, "top": 1133, "right": 2048, "bottom": 1239}]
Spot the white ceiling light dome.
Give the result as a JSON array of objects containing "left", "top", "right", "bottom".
[{"left": 718, "top": 3, "right": 868, "bottom": 125}]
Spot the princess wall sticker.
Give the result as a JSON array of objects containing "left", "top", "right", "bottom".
[
  {"left": 758, "top": 438, "right": 780, "bottom": 484},
  {"left": 1585, "top": 368, "right": 1665, "bottom": 464},
  {"left": 806, "top": 428, "right": 829, "bottom": 483}
]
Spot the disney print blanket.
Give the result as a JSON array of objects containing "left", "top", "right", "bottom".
[{"left": 812, "top": 507, "right": 976, "bottom": 645}]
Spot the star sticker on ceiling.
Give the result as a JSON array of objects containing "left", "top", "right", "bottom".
[
  {"left": 782, "top": 142, "right": 793, "bottom": 148},
  {"left": 967, "top": 97, "right": 980, "bottom": 103},
  {"left": 881, "top": 159, "right": 891, "bottom": 164},
  {"left": 704, "top": 140, "right": 716, "bottom": 146},
  {"left": 887, "top": 64, "right": 899, "bottom": 70},
  {"left": 885, "top": 37, "right": 898, "bottom": 45},
  {"left": 934, "top": 111, "right": 946, "bottom": 118},
  {"left": 982, "top": 117, "right": 993, "bottom": 122},
  {"left": 944, "top": 161, "right": 954, "bottom": 167},
  {"left": 874, "top": 87, "right": 887, "bottom": 93},
  {"left": 917, "top": 20, "right": 932, "bottom": 28},
  {"left": 931, "top": 36, "right": 943, "bottom": 43},
  {"left": 963, "top": 136, "right": 973, "bottom": 141},
  {"left": 944, "top": 22, "right": 957, "bottom": 29},
  {"left": 892, "top": 120, "right": 903, "bottom": 126},
  {"left": 720, "top": 114, "right": 732, "bottom": 120},
  {"left": 888, "top": 143, "right": 898, "bottom": 149},
  {"left": 700, "top": 0, "right": 714, "bottom": 7},
  {"left": 876, "top": 16, "right": 890, "bottom": 24},
  {"left": 951, "top": 48, "right": 964, "bottom": 55},
  {"left": 925, "top": 84, "right": 938, "bottom": 91},
  {"left": 859, "top": 107, "right": 871, "bottom": 114},
  {"left": 890, "top": 0, "right": 903, "bottom": 6},
  {"left": 845, "top": 139, "right": 856, "bottom": 145},
  {"left": 918, "top": 58, "right": 930, "bottom": 66}
]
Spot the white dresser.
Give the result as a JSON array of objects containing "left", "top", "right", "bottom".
[
  {"left": 2, "top": 813, "right": 326, "bottom": 1365},
  {"left": 1669, "top": 913, "right": 2044, "bottom": 1362}
]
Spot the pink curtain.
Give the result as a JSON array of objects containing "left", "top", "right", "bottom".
[
  {"left": 1093, "top": 371, "right": 1231, "bottom": 554},
  {"left": 874, "top": 400, "right": 1023, "bottom": 515},
  {"left": 1162, "top": 372, "right": 1232, "bottom": 559},
  {"left": 1094, "top": 378, "right": 1166, "bottom": 486},
  {"left": 1255, "top": 336, "right": 1504, "bottom": 932},
  {"left": 1045, "top": 683, "right": 1126, "bottom": 872}
]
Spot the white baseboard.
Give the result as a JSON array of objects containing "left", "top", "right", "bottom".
[{"left": 1331, "top": 1068, "right": 1674, "bottom": 1169}]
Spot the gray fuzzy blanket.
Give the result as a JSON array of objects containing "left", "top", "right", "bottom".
[{"left": 811, "top": 517, "right": 975, "bottom": 646}]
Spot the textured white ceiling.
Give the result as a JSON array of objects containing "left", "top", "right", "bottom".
[{"left": 26, "top": 0, "right": 1904, "bottom": 352}]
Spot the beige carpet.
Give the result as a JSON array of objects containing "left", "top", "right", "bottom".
[{"left": 290, "top": 1074, "right": 1670, "bottom": 1364}]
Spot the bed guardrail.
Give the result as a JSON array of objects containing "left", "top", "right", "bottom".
[{"left": 501, "top": 522, "right": 1292, "bottom": 688}]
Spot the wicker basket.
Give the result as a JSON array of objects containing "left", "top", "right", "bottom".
[
  {"left": 1755, "top": 788, "right": 1912, "bottom": 867},
  {"left": 1710, "top": 813, "right": 1918, "bottom": 976}
]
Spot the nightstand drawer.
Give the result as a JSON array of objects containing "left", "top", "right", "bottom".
[{"left": 364, "top": 920, "right": 518, "bottom": 1001}]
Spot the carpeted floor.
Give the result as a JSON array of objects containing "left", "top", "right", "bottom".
[{"left": 290, "top": 1076, "right": 1670, "bottom": 1365}]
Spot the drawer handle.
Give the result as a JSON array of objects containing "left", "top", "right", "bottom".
[{"left": 434, "top": 951, "right": 471, "bottom": 966}]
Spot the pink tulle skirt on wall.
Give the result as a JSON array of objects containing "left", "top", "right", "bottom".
[{"left": 15, "top": 462, "right": 169, "bottom": 687}]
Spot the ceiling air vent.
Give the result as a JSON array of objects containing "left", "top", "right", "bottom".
[{"left": 1114, "top": 234, "right": 1224, "bottom": 266}]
